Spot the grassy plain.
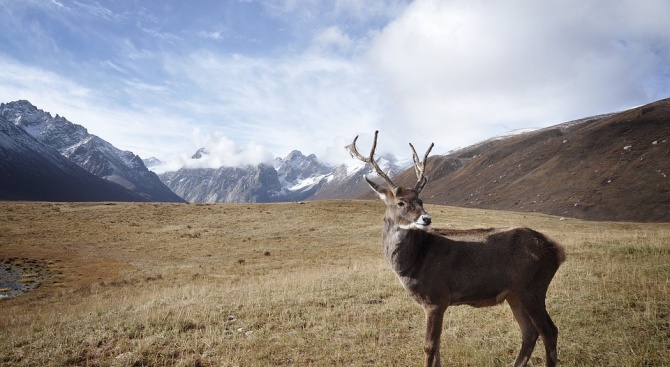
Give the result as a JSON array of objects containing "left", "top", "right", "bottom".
[{"left": 1, "top": 200, "right": 669, "bottom": 366}]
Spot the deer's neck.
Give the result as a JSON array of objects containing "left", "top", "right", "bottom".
[{"left": 382, "top": 216, "right": 428, "bottom": 277}]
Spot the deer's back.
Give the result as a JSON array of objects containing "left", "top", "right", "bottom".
[{"left": 431, "top": 226, "right": 565, "bottom": 267}]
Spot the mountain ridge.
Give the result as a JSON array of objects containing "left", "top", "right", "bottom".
[
  {"left": 157, "top": 148, "right": 410, "bottom": 203},
  {"left": 0, "top": 114, "right": 149, "bottom": 202},
  {"left": 0, "top": 100, "right": 184, "bottom": 202},
  {"left": 402, "top": 99, "right": 670, "bottom": 222}
]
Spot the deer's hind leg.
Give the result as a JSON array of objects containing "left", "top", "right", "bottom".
[
  {"left": 507, "top": 293, "right": 539, "bottom": 367},
  {"left": 517, "top": 293, "right": 559, "bottom": 367}
]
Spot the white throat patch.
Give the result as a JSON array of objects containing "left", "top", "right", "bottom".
[{"left": 398, "top": 222, "right": 430, "bottom": 231}]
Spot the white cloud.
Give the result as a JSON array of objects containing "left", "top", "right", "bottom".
[
  {"left": 366, "top": 0, "right": 670, "bottom": 151},
  {"left": 71, "top": 1, "right": 125, "bottom": 22},
  {"left": 0, "top": 57, "right": 197, "bottom": 160},
  {"left": 1, "top": 0, "right": 668, "bottom": 173},
  {"left": 149, "top": 130, "right": 276, "bottom": 174},
  {"left": 124, "top": 80, "right": 170, "bottom": 94},
  {"left": 0, "top": 58, "right": 92, "bottom": 115},
  {"left": 188, "top": 131, "right": 274, "bottom": 167},
  {"left": 0, "top": 50, "right": 384, "bottom": 168},
  {"left": 333, "top": 0, "right": 409, "bottom": 20},
  {"left": 160, "top": 49, "right": 386, "bottom": 164},
  {"left": 263, "top": 0, "right": 409, "bottom": 25},
  {"left": 312, "top": 26, "right": 352, "bottom": 53},
  {"left": 196, "top": 30, "right": 225, "bottom": 40}
]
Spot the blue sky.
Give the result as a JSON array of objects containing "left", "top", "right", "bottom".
[{"left": 1, "top": 0, "right": 669, "bottom": 172}]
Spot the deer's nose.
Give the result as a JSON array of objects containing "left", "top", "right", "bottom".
[{"left": 420, "top": 215, "right": 432, "bottom": 225}]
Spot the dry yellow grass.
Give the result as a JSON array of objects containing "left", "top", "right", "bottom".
[{"left": 1, "top": 201, "right": 669, "bottom": 366}]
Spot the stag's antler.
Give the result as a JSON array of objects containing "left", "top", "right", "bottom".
[
  {"left": 409, "top": 141, "right": 434, "bottom": 193},
  {"left": 346, "top": 130, "right": 396, "bottom": 188}
]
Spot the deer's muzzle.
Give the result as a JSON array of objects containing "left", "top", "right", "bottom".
[
  {"left": 419, "top": 215, "right": 432, "bottom": 226},
  {"left": 400, "top": 214, "right": 432, "bottom": 230}
]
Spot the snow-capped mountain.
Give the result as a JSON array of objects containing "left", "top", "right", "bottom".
[
  {"left": 0, "top": 114, "right": 147, "bottom": 201},
  {"left": 158, "top": 149, "right": 326, "bottom": 203},
  {"left": 0, "top": 100, "right": 183, "bottom": 202},
  {"left": 274, "top": 150, "right": 333, "bottom": 198},
  {"left": 157, "top": 147, "right": 410, "bottom": 203},
  {"left": 157, "top": 147, "right": 279, "bottom": 203}
]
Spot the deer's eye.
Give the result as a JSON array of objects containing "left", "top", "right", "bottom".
[{"left": 397, "top": 201, "right": 405, "bottom": 207}]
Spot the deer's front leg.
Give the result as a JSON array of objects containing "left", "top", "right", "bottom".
[{"left": 423, "top": 305, "right": 446, "bottom": 367}]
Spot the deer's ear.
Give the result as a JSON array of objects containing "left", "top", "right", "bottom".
[{"left": 364, "top": 175, "right": 390, "bottom": 201}]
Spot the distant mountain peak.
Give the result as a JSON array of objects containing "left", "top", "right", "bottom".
[
  {"left": 275, "top": 150, "right": 332, "bottom": 187},
  {"left": 191, "top": 148, "right": 209, "bottom": 159},
  {"left": 285, "top": 149, "right": 303, "bottom": 158},
  {"left": 143, "top": 157, "right": 163, "bottom": 169},
  {"left": 159, "top": 149, "right": 339, "bottom": 203}
]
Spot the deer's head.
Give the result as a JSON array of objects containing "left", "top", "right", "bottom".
[{"left": 347, "top": 131, "right": 434, "bottom": 231}]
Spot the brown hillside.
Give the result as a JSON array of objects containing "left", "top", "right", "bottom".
[{"left": 393, "top": 98, "right": 670, "bottom": 222}]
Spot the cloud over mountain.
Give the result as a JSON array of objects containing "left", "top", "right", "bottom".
[{"left": 0, "top": 0, "right": 667, "bottom": 168}]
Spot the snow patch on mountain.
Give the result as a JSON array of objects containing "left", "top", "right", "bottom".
[
  {"left": 274, "top": 150, "right": 333, "bottom": 194},
  {"left": 156, "top": 145, "right": 410, "bottom": 203},
  {"left": 289, "top": 174, "right": 328, "bottom": 191}
]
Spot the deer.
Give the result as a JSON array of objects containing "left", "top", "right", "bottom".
[{"left": 347, "top": 131, "right": 566, "bottom": 367}]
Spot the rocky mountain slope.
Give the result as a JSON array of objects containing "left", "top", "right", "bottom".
[
  {"left": 0, "top": 114, "right": 147, "bottom": 201},
  {"left": 159, "top": 150, "right": 331, "bottom": 203},
  {"left": 389, "top": 98, "right": 669, "bottom": 222},
  {"left": 158, "top": 149, "right": 408, "bottom": 203},
  {"left": 0, "top": 101, "right": 183, "bottom": 202},
  {"left": 160, "top": 164, "right": 284, "bottom": 203}
]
